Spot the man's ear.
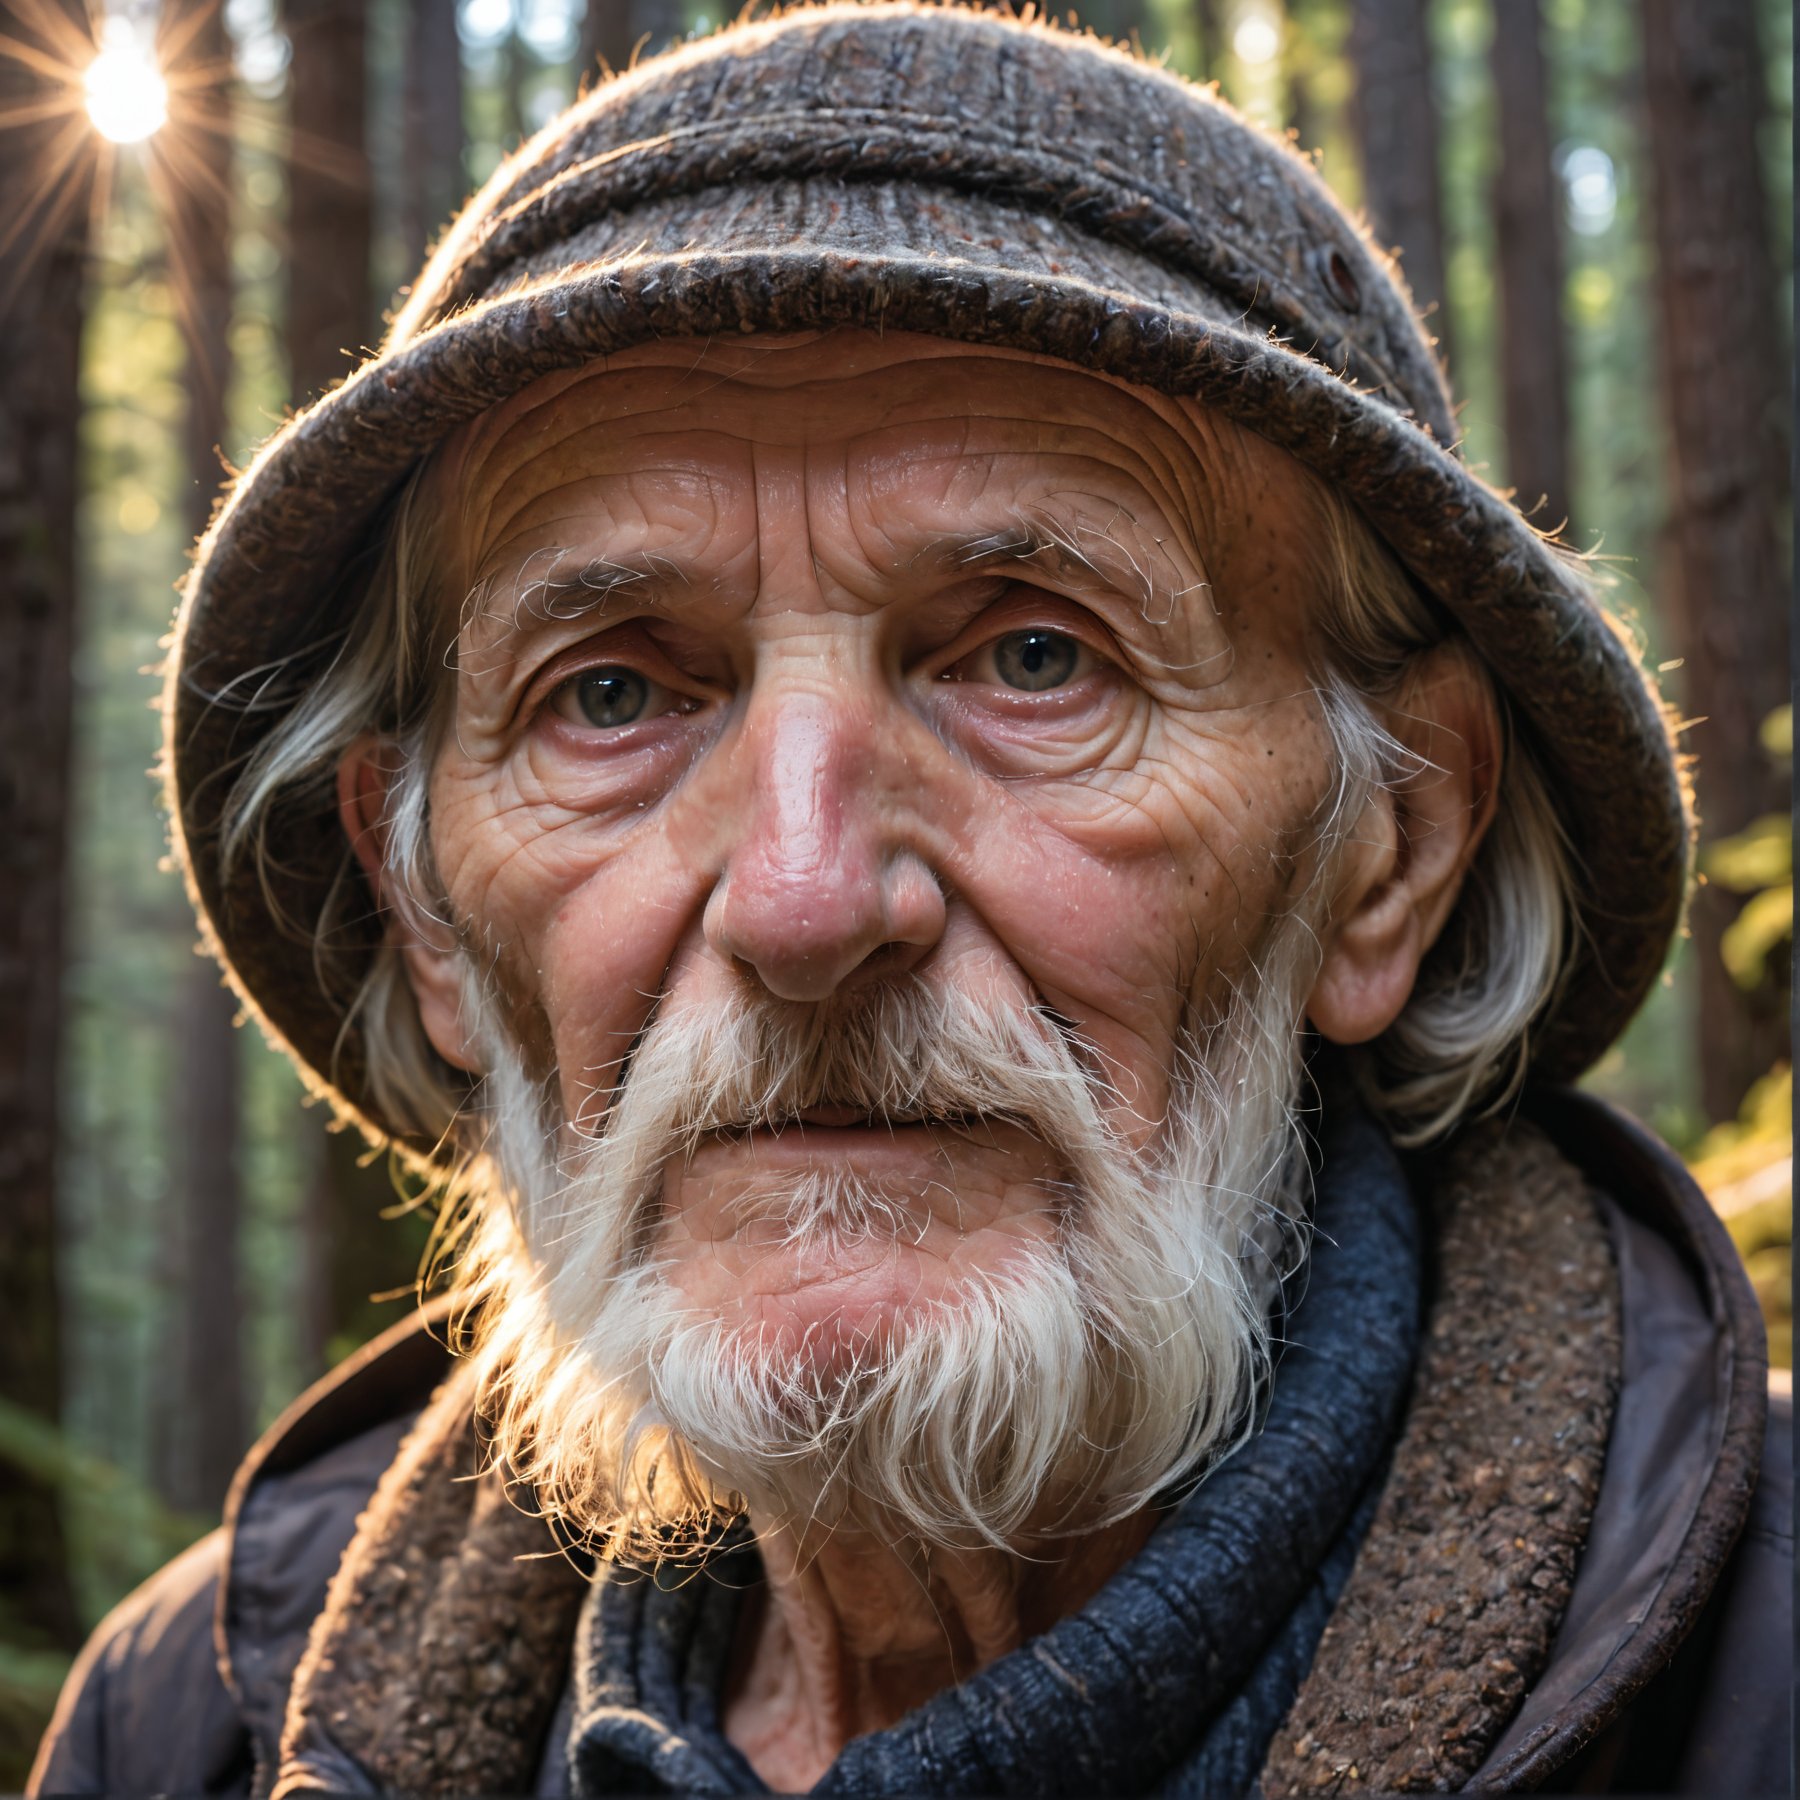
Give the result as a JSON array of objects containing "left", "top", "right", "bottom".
[
  {"left": 1306, "top": 644, "right": 1501, "bottom": 1046},
  {"left": 336, "top": 736, "right": 481, "bottom": 1074}
]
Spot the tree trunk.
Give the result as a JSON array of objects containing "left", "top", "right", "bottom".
[
  {"left": 1641, "top": 0, "right": 1790, "bottom": 1120},
  {"left": 580, "top": 0, "right": 636, "bottom": 80},
  {"left": 634, "top": 0, "right": 687, "bottom": 60},
  {"left": 504, "top": 19, "right": 529, "bottom": 149},
  {"left": 172, "top": 973, "right": 247, "bottom": 1510},
  {"left": 0, "top": 0, "right": 93, "bottom": 1656},
  {"left": 403, "top": 0, "right": 467, "bottom": 270},
  {"left": 156, "top": 0, "right": 249, "bottom": 1513},
  {"left": 1073, "top": 0, "right": 1133, "bottom": 44},
  {"left": 286, "top": 0, "right": 375, "bottom": 404},
  {"left": 286, "top": 0, "right": 423, "bottom": 1363},
  {"left": 314, "top": 1120, "right": 430, "bottom": 1369},
  {"left": 1192, "top": 0, "right": 1221, "bottom": 77},
  {"left": 1283, "top": 0, "right": 1324, "bottom": 163},
  {"left": 297, "top": 1112, "right": 433, "bottom": 1378},
  {"left": 1492, "top": 0, "right": 1571, "bottom": 536},
  {"left": 1347, "top": 0, "right": 1453, "bottom": 378}
]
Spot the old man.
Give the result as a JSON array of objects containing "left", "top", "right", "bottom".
[{"left": 32, "top": 7, "right": 1788, "bottom": 1796}]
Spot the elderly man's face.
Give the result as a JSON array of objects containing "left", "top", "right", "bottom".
[{"left": 397, "top": 334, "right": 1349, "bottom": 1361}]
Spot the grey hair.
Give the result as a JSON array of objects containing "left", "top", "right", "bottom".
[{"left": 218, "top": 459, "right": 1580, "bottom": 1154}]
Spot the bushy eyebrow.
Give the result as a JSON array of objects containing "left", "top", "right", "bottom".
[
  {"left": 457, "top": 546, "right": 693, "bottom": 666},
  {"left": 925, "top": 511, "right": 1184, "bottom": 624}
]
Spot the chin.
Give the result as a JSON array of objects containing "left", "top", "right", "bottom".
[
  {"left": 691, "top": 1241, "right": 1028, "bottom": 1391},
  {"left": 654, "top": 1120, "right": 1070, "bottom": 1375}
]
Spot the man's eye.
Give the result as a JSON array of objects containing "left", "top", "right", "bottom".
[
  {"left": 552, "top": 665, "right": 667, "bottom": 729},
  {"left": 988, "top": 629, "right": 1085, "bottom": 692}
]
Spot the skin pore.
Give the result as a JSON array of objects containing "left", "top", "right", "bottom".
[{"left": 340, "top": 330, "right": 1497, "bottom": 1791}]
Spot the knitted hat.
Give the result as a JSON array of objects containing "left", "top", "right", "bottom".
[{"left": 167, "top": 2, "right": 1690, "bottom": 1147}]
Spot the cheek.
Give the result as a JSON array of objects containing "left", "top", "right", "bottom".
[
  {"left": 533, "top": 831, "right": 719, "bottom": 1128},
  {"left": 431, "top": 767, "right": 713, "bottom": 1124},
  {"left": 941, "top": 694, "right": 1332, "bottom": 1137}
]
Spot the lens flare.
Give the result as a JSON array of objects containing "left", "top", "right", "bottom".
[
  {"left": 1232, "top": 13, "right": 1281, "bottom": 67},
  {"left": 84, "top": 22, "right": 167, "bottom": 145}
]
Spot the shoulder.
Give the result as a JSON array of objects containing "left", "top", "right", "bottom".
[
  {"left": 1472, "top": 1088, "right": 1788, "bottom": 1792},
  {"left": 27, "top": 1529, "right": 244, "bottom": 1799},
  {"left": 29, "top": 1305, "right": 455, "bottom": 1798},
  {"left": 1646, "top": 1385, "right": 1793, "bottom": 1796}
]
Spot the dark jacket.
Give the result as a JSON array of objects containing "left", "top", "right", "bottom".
[{"left": 29, "top": 1092, "right": 1793, "bottom": 1797}]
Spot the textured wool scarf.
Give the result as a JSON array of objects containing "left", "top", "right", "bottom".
[{"left": 561, "top": 1097, "right": 1423, "bottom": 1798}]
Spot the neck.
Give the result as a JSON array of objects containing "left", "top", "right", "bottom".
[{"left": 722, "top": 1508, "right": 1160, "bottom": 1791}]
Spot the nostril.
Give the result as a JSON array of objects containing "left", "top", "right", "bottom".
[{"left": 847, "top": 938, "right": 934, "bottom": 987}]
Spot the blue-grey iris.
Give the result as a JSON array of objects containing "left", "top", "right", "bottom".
[
  {"left": 576, "top": 667, "right": 650, "bottom": 728},
  {"left": 994, "top": 630, "right": 1079, "bottom": 691}
]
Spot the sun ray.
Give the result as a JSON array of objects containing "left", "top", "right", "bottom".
[
  {"left": 0, "top": 28, "right": 86, "bottom": 86},
  {"left": 0, "top": 111, "right": 98, "bottom": 321},
  {"left": 0, "top": 89, "right": 91, "bottom": 130}
]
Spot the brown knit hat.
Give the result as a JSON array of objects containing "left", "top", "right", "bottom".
[{"left": 167, "top": 1, "right": 1690, "bottom": 1147}]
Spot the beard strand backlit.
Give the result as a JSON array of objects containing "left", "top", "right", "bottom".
[{"left": 451, "top": 935, "right": 1317, "bottom": 1559}]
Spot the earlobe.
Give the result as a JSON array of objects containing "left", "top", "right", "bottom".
[
  {"left": 335, "top": 737, "right": 482, "bottom": 1074},
  {"left": 1305, "top": 787, "right": 1424, "bottom": 1045},
  {"left": 1305, "top": 646, "right": 1501, "bottom": 1046}
]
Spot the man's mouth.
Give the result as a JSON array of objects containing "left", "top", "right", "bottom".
[
  {"left": 789, "top": 1104, "right": 896, "bottom": 1129},
  {"left": 735, "top": 1105, "right": 993, "bottom": 1135}
]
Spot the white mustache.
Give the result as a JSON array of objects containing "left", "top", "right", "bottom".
[
  {"left": 589, "top": 981, "right": 1104, "bottom": 1147},
  {"left": 487, "top": 981, "right": 1117, "bottom": 1277}
]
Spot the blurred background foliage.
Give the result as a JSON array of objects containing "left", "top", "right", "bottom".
[{"left": 0, "top": 0, "right": 1790, "bottom": 1779}]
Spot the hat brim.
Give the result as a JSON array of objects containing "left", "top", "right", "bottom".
[{"left": 168, "top": 243, "right": 1689, "bottom": 1148}]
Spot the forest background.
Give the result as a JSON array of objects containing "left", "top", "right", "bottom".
[{"left": 0, "top": 0, "right": 1791, "bottom": 1777}]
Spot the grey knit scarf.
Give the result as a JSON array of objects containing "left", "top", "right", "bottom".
[{"left": 563, "top": 1097, "right": 1422, "bottom": 1797}]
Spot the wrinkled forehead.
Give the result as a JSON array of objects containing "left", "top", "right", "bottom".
[{"left": 422, "top": 328, "right": 1342, "bottom": 640}]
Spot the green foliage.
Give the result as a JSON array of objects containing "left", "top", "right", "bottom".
[
  {"left": 0, "top": 1401, "right": 206, "bottom": 1579},
  {"left": 1704, "top": 814, "right": 1792, "bottom": 895},
  {"left": 1721, "top": 885, "right": 1796, "bottom": 992},
  {"left": 1701, "top": 705, "right": 1794, "bottom": 991},
  {"left": 1687, "top": 701, "right": 1793, "bottom": 1366},
  {"left": 1760, "top": 703, "right": 1793, "bottom": 759},
  {"left": 1690, "top": 1065, "right": 1793, "bottom": 1369},
  {"left": 0, "top": 1641, "right": 72, "bottom": 1792}
]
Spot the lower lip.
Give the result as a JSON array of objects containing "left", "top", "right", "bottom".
[{"left": 721, "top": 1121, "right": 965, "bottom": 1168}]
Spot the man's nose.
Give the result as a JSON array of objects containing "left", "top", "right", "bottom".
[{"left": 703, "top": 687, "right": 946, "bottom": 1001}]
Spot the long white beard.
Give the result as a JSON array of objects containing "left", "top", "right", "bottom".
[{"left": 451, "top": 932, "right": 1317, "bottom": 1558}]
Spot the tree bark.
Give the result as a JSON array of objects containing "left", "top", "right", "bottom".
[
  {"left": 171, "top": 973, "right": 247, "bottom": 1510},
  {"left": 633, "top": 0, "right": 687, "bottom": 60},
  {"left": 0, "top": 0, "right": 93, "bottom": 1655},
  {"left": 308, "top": 1119, "right": 431, "bottom": 1371},
  {"left": 285, "top": 0, "right": 375, "bottom": 404},
  {"left": 285, "top": 0, "right": 423, "bottom": 1362},
  {"left": 1492, "top": 0, "right": 1572, "bottom": 536},
  {"left": 503, "top": 19, "right": 529, "bottom": 149},
  {"left": 1641, "top": 0, "right": 1790, "bottom": 1120},
  {"left": 403, "top": 0, "right": 466, "bottom": 270},
  {"left": 1192, "top": 0, "right": 1221, "bottom": 77},
  {"left": 1347, "top": 0, "right": 1453, "bottom": 378},
  {"left": 1072, "top": 0, "right": 1134, "bottom": 45},
  {"left": 1283, "top": 0, "right": 1324, "bottom": 163},
  {"left": 155, "top": 0, "right": 249, "bottom": 1513},
  {"left": 580, "top": 0, "right": 636, "bottom": 81}
]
